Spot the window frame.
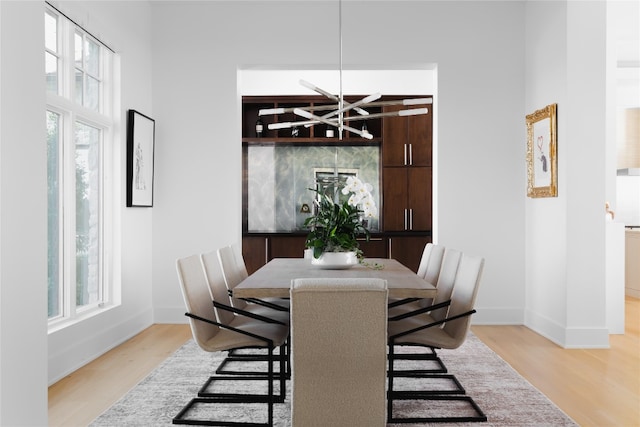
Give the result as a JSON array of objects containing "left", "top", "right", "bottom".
[{"left": 46, "top": 5, "right": 116, "bottom": 328}]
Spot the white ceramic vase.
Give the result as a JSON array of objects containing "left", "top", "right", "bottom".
[{"left": 311, "top": 251, "right": 358, "bottom": 269}]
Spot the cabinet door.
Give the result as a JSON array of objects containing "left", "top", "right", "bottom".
[
  {"left": 382, "top": 167, "right": 408, "bottom": 231},
  {"left": 358, "top": 237, "right": 387, "bottom": 258},
  {"left": 407, "top": 167, "right": 432, "bottom": 231},
  {"left": 407, "top": 112, "right": 432, "bottom": 166},
  {"left": 382, "top": 105, "right": 408, "bottom": 167},
  {"left": 383, "top": 104, "right": 432, "bottom": 167},
  {"left": 243, "top": 236, "right": 267, "bottom": 275},
  {"left": 383, "top": 167, "right": 432, "bottom": 232},
  {"left": 269, "top": 236, "right": 307, "bottom": 260},
  {"left": 389, "top": 236, "right": 432, "bottom": 273}
]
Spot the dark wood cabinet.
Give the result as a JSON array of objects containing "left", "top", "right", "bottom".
[
  {"left": 382, "top": 103, "right": 432, "bottom": 167},
  {"left": 241, "top": 95, "right": 433, "bottom": 273},
  {"left": 383, "top": 167, "right": 432, "bottom": 232},
  {"left": 242, "top": 235, "right": 307, "bottom": 275},
  {"left": 269, "top": 235, "right": 307, "bottom": 259},
  {"left": 243, "top": 236, "right": 267, "bottom": 275},
  {"left": 358, "top": 237, "right": 387, "bottom": 258},
  {"left": 388, "top": 235, "right": 432, "bottom": 273}
]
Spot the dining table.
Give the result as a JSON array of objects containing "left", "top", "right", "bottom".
[{"left": 232, "top": 257, "right": 437, "bottom": 300}]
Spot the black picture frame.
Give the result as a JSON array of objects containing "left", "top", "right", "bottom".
[{"left": 126, "top": 109, "right": 155, "bottom": 207}]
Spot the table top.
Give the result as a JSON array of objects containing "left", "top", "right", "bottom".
[{"left": 233, "top": 258, "right": 437, "bottom": 299}]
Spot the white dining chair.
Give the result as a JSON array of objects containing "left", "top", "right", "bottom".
[
  {"left": 387, "top": 253, "right": 486, "bottom": 424},
  {"left": 202, "top": 249, "right": 290, "bottom": 377},
  {"left": 388, "top": 247, "right": 463, "bottom": 374},
  {"left": 174, "top": 254, "right": 288, "bottom": 426},
  {"left": 218, "top": 244, "right": 290, "bottom": 312},
  {"left": 388, "top": 242, "right": 446, "bottom": 318}
]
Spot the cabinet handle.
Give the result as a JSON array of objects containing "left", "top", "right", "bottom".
[
  {"left": 409, "top": 208, "right": 414, "bottom": 230},
  {"left": 388, "top": 238, "right": 392, "bottom": 259},
  {"left": 409, "top": 144, "right": 413, "bottom": 166},
  {"left": 404, "top": 209, "right": 408, "bottom": 230},
  {"left": 265, "top": 237, "right": 269, "bottom": 264},
  {"left": 404, "top": 144, "right": 407, "bottom": 165}
]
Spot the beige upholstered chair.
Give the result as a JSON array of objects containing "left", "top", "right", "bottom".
[
  {"left": 230, "top": 242, "right": 249, "bottom": 280},
  {"left": 201, "top": 250, "right": 290, "bottom": 378},
  {"left": 417, "top": 242, "right": 446, "bottom": 283},
  {"left": 217, "top": 245, "right": 290, "bottom": 312},
  {"left": 203, "top": 249, "right": 289, "bottom": 324},
  {"left": 290, "top": 278, "right": 388, "bottom": 427},
  {"left": 389, "top": 247, "right": 462, "bottom": 328},
  {"left": 387, "top": 253, "right": 486, "bottom": 423},
  {"left": 174, "top": 254, "right": 288, "bottom": 426},
  {"left": 389, "top": 243, "right": 446, "bottom": 317},
  {"left": 388, "top": 247, "right": 462, "bottom": 373}
]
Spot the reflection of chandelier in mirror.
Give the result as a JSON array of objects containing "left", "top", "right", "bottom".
[{"left": 258, "top": 0, "right": 431, "bottom": 140}]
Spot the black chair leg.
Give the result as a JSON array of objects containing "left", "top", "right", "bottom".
[
  {"left": 388, "top": 343, "right": 487, "bottom": 424},
  {"left": 174, "top": 343, "right": 286, "bottom": 426},
  {"left": 217, "top": 339, "right": 291, "bottom": 380}
]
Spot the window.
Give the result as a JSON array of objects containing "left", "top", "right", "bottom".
[{"left": 46, "top": 6, "right": 115, "bottom": 323}]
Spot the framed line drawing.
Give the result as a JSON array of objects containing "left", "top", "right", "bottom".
[
  {"left": 126, "top": 110, "right": 155, "bottom": 207},
  {"left": 526, "top": 103, "right": 557, "bottom": 198}
]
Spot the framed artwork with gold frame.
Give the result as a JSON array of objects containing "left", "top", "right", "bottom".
[{"left": 526, "top": 103, "right": 557, "bottom": 198}]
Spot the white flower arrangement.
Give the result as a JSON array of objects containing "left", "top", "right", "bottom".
[{"left": 341, "top": 176, "right": 378, "bottom": 219}]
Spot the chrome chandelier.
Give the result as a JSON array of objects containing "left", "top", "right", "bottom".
[{"left": 258, "top": 0, "right": 430, "bottom": 140}]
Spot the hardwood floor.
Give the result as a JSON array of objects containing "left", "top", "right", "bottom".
[
  {"left": 48, "top": 297, "right": 640, "bottom": 426},
  {"left": 473, "top": 296, "right": 640, "bottom": 427},
  {"left": 48, "top": 324, "right": 192, "bottom": 427}
]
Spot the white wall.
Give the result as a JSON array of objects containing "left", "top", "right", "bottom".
[
  {"left": 43, "top": 1, "right": 158, "bottom": 384},
  {"left": 0, "top": 0, "right": 157, "bottom": 400},
  {"left": 524, "top": 1, "right": 609, "bottom": 348},
  {"left": 0, "top": 2, "right": 48, "bottom": 423},
  {"left": 151, "top": 1, "right": 527, "bottom": 325}
]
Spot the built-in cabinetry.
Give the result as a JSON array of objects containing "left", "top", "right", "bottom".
[
  {"left": 383, "top": 167, "right": 432, "bottom": 231},
  {"left": 241, "top": 95, "right": 433, "bottom": 274},
  {"left": 382, "top": 103, "right": 432, "bottom": 232}
]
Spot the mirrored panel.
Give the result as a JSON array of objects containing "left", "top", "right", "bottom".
[{"left": 246, "top": 145, "right": 380, "bottom": 233}]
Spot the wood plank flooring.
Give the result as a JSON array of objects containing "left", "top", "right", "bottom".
[
  {"left": 48, "top": 297, "right": 640, "bottom": 427},
  {"left": 48, "top": 324, "right": 192, "bottom": 427},
  {"left": 473, "top": 296, "right": 640, "bottom": 427}
]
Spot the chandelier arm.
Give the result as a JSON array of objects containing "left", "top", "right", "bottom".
[
  {"left": 267, "top": 119, "right": 330, "bottom": 130},
  {"left": 266, "top": 107, "right": 428, "bottom": 132},
  {"left": 341, "top": 107, "right": 429, "bottom": 122},
  {"left": 299, "top": 79, "right": 339, "bottom": 101},
  {"left": 293, "top": 108, "right": 373, "bottom": 139},
  {"left": 299, "top": 79, "right": 369, "bottom": 116},
  {"left": 260, "top": 104, "right": 338, "bottom": 116},
  {"left": 258, "top": 97, "right": 432, "bottom": 117},
  {"left": 366, "top": 98, "right": 433, "bottom": 107},
  {"left": 297, "top": 97, "right": 431, "bottom": 128},
  {"left": 315, "top": 92, "right": 380, "bottom": 123}
]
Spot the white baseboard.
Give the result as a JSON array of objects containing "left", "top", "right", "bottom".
[
  {"left": 48, "top": 309, "right": 153, "bottom": 385},
  {"left": 471, "top": 306, "right": 525, "bottom": 325},
  {"left": 154, "top": 305, "right": 190, "bottom": 324},
  {"left": 525, "top": 309, "right": 610, "bottom": 348}
]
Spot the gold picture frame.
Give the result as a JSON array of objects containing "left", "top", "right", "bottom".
[{"left": 526, "top": 103, "right": 557, "bottom": 198}]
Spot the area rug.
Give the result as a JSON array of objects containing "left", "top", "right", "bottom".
[{"left": 90, "top": 332, "right": 577, "bottom": 426}]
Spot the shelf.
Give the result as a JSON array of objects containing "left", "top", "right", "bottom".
[
  {"left": 242, "top": 137, "right": 382, "bottom": 146},
  {"left": 242, "top": 95, "right": 383, "bottom": 141}
]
